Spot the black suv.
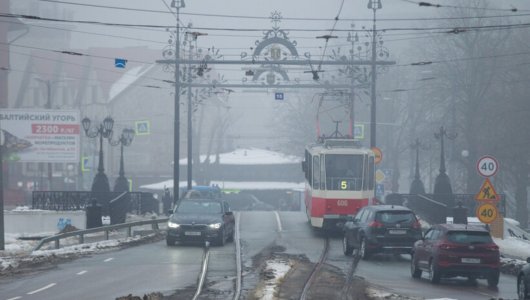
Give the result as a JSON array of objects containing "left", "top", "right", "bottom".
[
  {"left": 166, "top": 197, "right": 235, "bottom": 246},
  {"left": 343, "top": 205, "right": 422, "bottom": 259}
]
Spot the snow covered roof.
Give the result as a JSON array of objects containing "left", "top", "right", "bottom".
[
  {"left": 178, "top": 148, "right": 302, "bottom": 165},
  {"left": 140, "top": 180, "right": 304, "bottom": 191}
]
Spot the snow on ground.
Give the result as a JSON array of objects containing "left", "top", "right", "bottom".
[
  {"left": 0, "top": 212, "right": 163, "bottom": 274},
  {"left": 254, "top": 259, "right": 292, "bottom": 300}
]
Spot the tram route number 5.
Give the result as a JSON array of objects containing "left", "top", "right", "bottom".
[
  {"left": 477, "top": 155, "right": 499, "bottom": 177},
  {"left": 476, "top": 203, "right": 498, "bottom": 224}
]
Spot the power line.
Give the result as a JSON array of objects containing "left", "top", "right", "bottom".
[
  {"left": 5, "top": 12, "right": 530, "bottom": 34},
  {"left": 0, "top": 19, "right": 167, "bottom": 45},
  {"left": 399, "top": 0, "right": 524, "bottom": 12},
  {"left": 39, "top": 0, "right": 530, "bottom": 22}
]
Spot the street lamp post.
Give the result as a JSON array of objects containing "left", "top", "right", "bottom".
[
  {"left": 81, "top": 116, "right": 114, "bottom": 194},
  {"left": 368, "top": 0, "right": 382, "bottom": 148},
  {"left": 433, "top": 126, "right": 457, "bottom": 207},
  {"left": 185, "top": 31, "right": 208, "bottom": 191},
  {"left": 109, "top": 128, "right": 134, "bottom": 193}
]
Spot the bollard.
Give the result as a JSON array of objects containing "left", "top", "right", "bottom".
[{"left": 86, "top": 198, "right": 103, "bottom": 229}]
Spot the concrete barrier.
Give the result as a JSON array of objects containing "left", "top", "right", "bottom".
[{"left": 5, "top": 210, "right": 86, "bottom": 235}]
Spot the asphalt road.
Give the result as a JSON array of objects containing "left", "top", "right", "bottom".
[
  {"left": 355, "top": 252, "right": 519, "bottom": 299},
  {"left": 0, "top": 241, "right": 205, "bottom": 300},
  {"left": 0, "top": 210, "right": 522, "bottom": 300}
]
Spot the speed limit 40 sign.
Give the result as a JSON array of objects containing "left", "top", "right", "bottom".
[
  {"left": 477, "top": 155, "right": 499, "bottom": 177},
  {"left": 476, "top": 203, "right": 498, "bottom": 224}
]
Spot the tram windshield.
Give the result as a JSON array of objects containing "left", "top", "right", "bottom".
[{"left": 325, "top": 154, "right": 365, "bottom": 191}]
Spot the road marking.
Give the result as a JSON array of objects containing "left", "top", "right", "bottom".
[
  {"left": 27, "top": 283, "right": 56, "bottom": 295},
  {"left": 7, "top": 297, "right": 22, "bottom": 300},
  {"left": 77, "top": 270, "right": 87, "bottom": 275},
  {"left": 274, "top": 211, "right": 283, "bottom": 232},
  {"left": 103, "top": 258, "right": 114, "bottom": 262}
]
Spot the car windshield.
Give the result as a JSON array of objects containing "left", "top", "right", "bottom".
[
  {"left": 176, "top": 200, "right": 222, "bottom": 214},
  {"left": 375, "top": 211, "right": 416, "bottom": 224},
  {"left": 447, "top": 231, "right": 493, "bottom": 244}
]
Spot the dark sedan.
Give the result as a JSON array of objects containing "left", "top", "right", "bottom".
[
  {"left": 518, "top": 257, "right": 530, "bottom": 300},
  {"left": 166, "top": 197, "right": 235, "bottom": 246}
]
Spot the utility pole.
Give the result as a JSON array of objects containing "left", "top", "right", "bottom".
[
  {"left": 172, "top": 0, "right": 185, "bottom": 203},
  {"left": 186, "top": 31, "right": 207, "bottom": 191},
  {"left": 368, "top": 0, "right": 382, "bottom": 148},
  {"left": 35, "top": 78, "right": 54, "bottom": 190}
]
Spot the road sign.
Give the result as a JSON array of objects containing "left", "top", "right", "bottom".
[
  {"left": 375, "top": 169, "right": 385, "bottom": 183},
  {"left": 475, "top": 178, "right": 499, "bottom": 202},
  {"left": 135, "top": 120, "right": 150, "bottom": 135},
  {"left": 81, "top": 156, "right": 90, "bottom": 172},
  {"left": 477, "top": 155, "right": 499, "bottom": 177},
  {"left": 372, "top": 147, "right": 382, "bottom": 164},
  {"left": 115, "top": 58, "right": 127, "bottom": 68},
  {"left": 476, "top": 203, "right": 498, "bottom": 224},
  {"left": 353, "top": 124, "right": 364, "bottom": 140},
  {"left": 375, "top": 183, "right": 384, "bottom": 199},
  {"left": 274, "top": 92, "right": 284, "bottom": 100}
]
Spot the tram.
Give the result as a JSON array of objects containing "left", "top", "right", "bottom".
[{"left": 301, "top": 139, "right": 376, "bottom": 229}]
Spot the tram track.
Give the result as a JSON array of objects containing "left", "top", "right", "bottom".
[
  {"left": 299, "top": 234, "right": 363, "bottom": 300},
  {"left": 191, "top": 212, "right": 243, "bottom": 300}
]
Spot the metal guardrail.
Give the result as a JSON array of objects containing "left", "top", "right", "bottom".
[{"left": 33, "top": 218, "right": 169, "bottom": 252}]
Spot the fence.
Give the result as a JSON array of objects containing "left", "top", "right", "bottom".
[
  {"left": 33, "top": 217, "right": 169, "bottom": 251},
  {"left": 383, "top": 193, "right": 506, "bottom": 225}
]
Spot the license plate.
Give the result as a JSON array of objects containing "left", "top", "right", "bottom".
[
  {"left": 388, "top": 229, "right": 407, "bottom": 235},
  {"left": 462, "top": 258, "right": 480, "bottom": 264},
  {"left": 184, "top": 231, "right": 201, "bottom": 236}
]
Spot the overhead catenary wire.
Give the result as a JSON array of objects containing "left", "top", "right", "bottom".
[
  {"left": 398, "top": 0, "right": 523, "bottom": 13},
  {"left": 39, "top": 0, "right": 530, "bottom": 21},
  {"left": 4, "top": 12, "right": 530, "bottom": 33}
]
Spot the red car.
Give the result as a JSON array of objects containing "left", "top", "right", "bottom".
[{"left": 410, "top": 223, "right": 500, "bottom": 287}]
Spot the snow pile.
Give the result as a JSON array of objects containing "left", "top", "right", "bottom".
[{"left": 254, "top": 259, "right": 292, "bottom": 300}]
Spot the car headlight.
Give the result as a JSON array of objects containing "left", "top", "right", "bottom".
[
  {"left": 168, "top": 221, "right": 180, "bottom": 229},
  {"left": 208, "top": 223, "right": 222, "bottom": 229}
]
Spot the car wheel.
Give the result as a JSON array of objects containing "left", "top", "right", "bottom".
[
  {"left": 216, "top": 228, "right": 226, "bottom": 246},
  {"left": 359, "top": 238, "right": 371, "bottom": 260},
  {"left": 518, "top": 275, "right": 528, "bottom": 300},
  {"left": 410, "top": 254, "right": 422, "bottom": 279},
  {"left": 428, "top": 260, "right": 441, "bottom": 284},
  {"left": 487, "top": 271, "right": 500, "bottom": 288},
  {"left": 343, "top": 235, "right": 354, "bottom": 256},
  {"left": 166, "top": 237, "right": 175, "bottom": 246}
]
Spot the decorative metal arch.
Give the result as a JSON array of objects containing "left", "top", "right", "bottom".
[{"left": 239, "top": 11, "right": 300, "bottom": 84}]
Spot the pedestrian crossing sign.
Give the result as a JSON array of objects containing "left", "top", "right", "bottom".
[
  {"left": 475, "top": 178, "right": 498, "bottom": 202},
  {"left": 135, "top": 120, "right": 150, "bottom": 136}
]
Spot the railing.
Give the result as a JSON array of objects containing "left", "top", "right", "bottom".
[
  {"left": 32, "top": 191, "right": 158, "bottom": 214},
  {"left": 33, "top": 218, "right": 169, "bottom": 251},
  {"left": 384, "top": 193, "right": 506, "bottom": 225}
]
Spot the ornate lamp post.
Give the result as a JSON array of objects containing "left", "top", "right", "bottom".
[
  {"left": 109, "top": 128, "right": 134, "bottom": 193},
  {"left": 81, "top": 116, "right": 114, "bottom": 193},
  {"left": 409, "top": 138, "right": 427, "bottom": 194},
  {"left": 434, "top": 126, "right": 457, "bottom": 208}
]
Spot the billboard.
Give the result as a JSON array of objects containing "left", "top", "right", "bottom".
[{"left": 0, "top": 109, "right": 80, "bottom": 163}]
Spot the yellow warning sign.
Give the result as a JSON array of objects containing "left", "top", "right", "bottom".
[
  {"left": 476, "top": 203, "right": 498, "bottom": 224},
  {"left": 475, "top": 178, "right": 498, "bottom": 202}
]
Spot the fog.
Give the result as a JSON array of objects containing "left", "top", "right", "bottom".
[{"left": 5, "top": 1, "right": 530, "bottom": 222}]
